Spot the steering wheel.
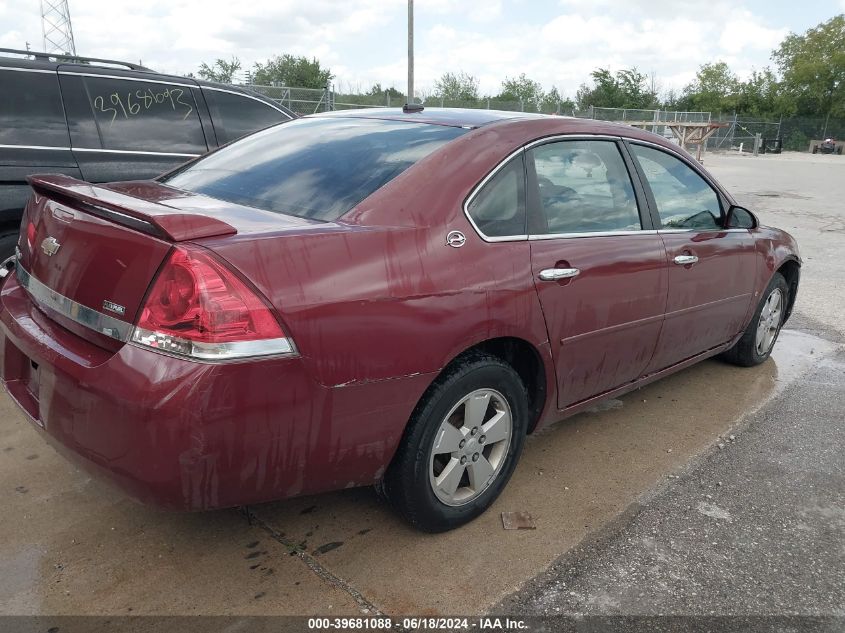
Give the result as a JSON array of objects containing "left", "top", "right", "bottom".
[{"left": 673, "top": 210, "right": 718, "bottom": 229}]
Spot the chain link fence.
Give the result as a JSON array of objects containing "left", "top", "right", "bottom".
[
  {"left": 776, "top": 116, "right": 845, "bottom": 152},
  {"left": 239, "top": 84, "right": 845, "bottom": 152},
  {"left": 240, "top": 85, "right": 332, "bottom": 114},
  {"left": 584, "top": 107, "right": 711, "bottom": 123},
  {"left": 237, "top": 83, "right": 567, "bottom": 115},
  {"left": 699, "top": 116, "right": 845, "bottom": 153}
]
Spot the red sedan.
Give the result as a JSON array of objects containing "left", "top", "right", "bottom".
[{"left": 0, "top": 108, "right": 800, "bottom": 532}]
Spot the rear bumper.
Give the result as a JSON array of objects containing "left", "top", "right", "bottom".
[{"left": 0, "top": 272, "right": 325, "bottom": 510}]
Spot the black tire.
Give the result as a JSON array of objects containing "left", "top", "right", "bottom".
[
  {"left": 0, "top": 231, "right": 18, "bottom": 262},
  {"left": 381, "top": 352, "right": 529, "bottom": 532},
  {"left": 722, "top": 273, "right": 789, "bottom": 367}
]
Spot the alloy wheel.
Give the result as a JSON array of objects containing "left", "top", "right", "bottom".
[
  {"left": 755, "top": 287, "right": 784, "bottom": 355},
  {"left": 428, "top": 389, "right": 513, "bottom": 506}
]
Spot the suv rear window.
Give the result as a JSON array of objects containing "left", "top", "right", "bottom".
[{"left": 163, "top": 117, "right": 466, "bottom": 221}]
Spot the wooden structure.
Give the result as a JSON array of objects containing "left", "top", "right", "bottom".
[{"left": 623, "top": 120, "right": 729, "bottom": 161}]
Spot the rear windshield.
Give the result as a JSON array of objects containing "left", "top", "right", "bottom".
[{"left": 163, "top": 116, "right": 466, "bottom": 221}]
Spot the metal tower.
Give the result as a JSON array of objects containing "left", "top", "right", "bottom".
[{"left": 40, "top": 0, "right": 77, "bottom": 55}]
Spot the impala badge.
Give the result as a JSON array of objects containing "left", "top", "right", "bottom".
[
  {"left": 102, "top": 300, "right": 126, "bottom": 316},
  {"left": 41, "top": 236, "right": 61, "bottom": 257},
  {"left": 446, "top": 230, "right": 466, "bottom": 248}
]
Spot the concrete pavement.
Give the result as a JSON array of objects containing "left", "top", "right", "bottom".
[{"left": 498, "top": 348, "right": 845, "bottom": 617}]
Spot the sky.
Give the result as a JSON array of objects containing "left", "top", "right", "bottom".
[{"left": 1, "top": 0, "right": 842, "bottom": 98}]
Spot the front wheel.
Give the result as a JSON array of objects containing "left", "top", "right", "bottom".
[
  {"left": 722, "top": 273, "right": 788, "bottom": 367},
  {"left": 381, "top": 352, "right": 529, "bottom": 532}
]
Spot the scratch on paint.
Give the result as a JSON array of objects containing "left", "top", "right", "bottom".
[{"left": 329, "top": 371, "right": 424, "bottom": 389}]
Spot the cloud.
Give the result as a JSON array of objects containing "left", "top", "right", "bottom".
[
  {"left": 0, "top": 0, "right": 805, "bottom": 99},
  {"left": 719, "top": 10, "right": 788, "bottom": 55}
]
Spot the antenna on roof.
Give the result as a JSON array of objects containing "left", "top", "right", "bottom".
[{"left": 403, "top": 103, "right": 424, "bottom": 113}]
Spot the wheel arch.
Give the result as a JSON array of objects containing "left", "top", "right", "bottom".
[
  {"left": 776, "top": 257, "right": 800, "bottom": 323},
  {"left": 430, "top": 336, "right": 551, "bottom": 434}
]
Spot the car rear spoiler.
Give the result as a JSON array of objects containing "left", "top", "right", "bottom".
[{"left": 26, "top": 174, "right": 237, "bottom": 241}]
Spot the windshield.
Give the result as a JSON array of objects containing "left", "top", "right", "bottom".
[{"left": 164, "top": 116, "right": 466, "bottom": 221}]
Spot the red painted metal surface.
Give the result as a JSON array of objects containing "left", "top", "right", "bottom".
[
  {"left": 530, "top": 233, "right": 668, "bottom": 408},
  {"left": 28, "top": 175, "right": 238, "bottom": 241},
  {"left": 0, "top": 112, "right": 801, "bottom": 511},
  {"left": 646, "top": 230, "right": 756, "bottom": 371}
]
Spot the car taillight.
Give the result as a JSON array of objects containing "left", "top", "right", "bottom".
[
  {"left": 130, "top": 245, "right": 296, "bottom": 361},
  {"left": 26, "top": 221, "right": 35, "bottom": 252}
]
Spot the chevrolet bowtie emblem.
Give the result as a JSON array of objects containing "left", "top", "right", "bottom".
[{"left": 41, "top": 236, "right": 61, "bottom": 257}]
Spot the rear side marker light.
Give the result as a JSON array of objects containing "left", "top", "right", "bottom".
[{"left": 130, "top": 245, "right": 296, "bottom": 361}]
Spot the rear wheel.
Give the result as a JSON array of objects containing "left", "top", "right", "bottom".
[
  {"left": 381, "top": 352, "right": 528, "bottom": 532},
  {"left": 722, "top": 273, "right": 788, "bottom": 367}
]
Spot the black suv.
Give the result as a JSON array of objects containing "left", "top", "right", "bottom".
[{"left": 0, "top": 48, "right": 296, "bottom": 259}]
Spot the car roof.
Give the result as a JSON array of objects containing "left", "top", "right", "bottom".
[
  {"left": 307, "top": 107, "right": 679, "bottom": 145},
  {"left": 310, "top": 107, "right": 549, "bottom": 129}
]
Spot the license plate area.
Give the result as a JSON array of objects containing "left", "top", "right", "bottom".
[
  {"left": 2, "top": 339, "right": 42, "bottom": 424},
  {"left": 24, "top": 358, "right": 40, "bottom": 400}
]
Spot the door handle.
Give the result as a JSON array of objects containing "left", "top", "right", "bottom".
[
  {"left": 673, "top": 255, "right": 699, "bottom": 266},
  {"left": 538, "top": 268, "right": 580, "bottom": 281}
]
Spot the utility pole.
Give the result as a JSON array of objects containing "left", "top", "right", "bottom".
[{"left": 407, "top": 0, "right": 414, "bottom": 103}]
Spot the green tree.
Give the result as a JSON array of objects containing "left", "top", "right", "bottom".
[
  {"left": 680, "top": 62, "right": 740, "bottom": 114},
  {"left": 498, "top": 73, "right": 545, "bottom": 110},
  {"left": 367, "top": 83, "right": 405, "bottom": 99},
  {"left": 576, "top": 68, "right": 657, "bottom": 110},
  {"left": 540, "top": 86, "right": 575, "bottom": 114},
  {"left": 433, "top": 71, "right": 479, "bottom": 102},
  {"left": 197, "top": 57, "right": 241, "bottom": 83},
  {"left": 772, "top": 14, "right": 845, "bottom": 125},
  {"left": 252, "top": 55, "right": 333, "bottom": 89},
  {"left": 737, "top": 67, "right": 787, "bottom": 117},
  {"left": 662, "top": 87, "right": 681, "bottom": 110}
]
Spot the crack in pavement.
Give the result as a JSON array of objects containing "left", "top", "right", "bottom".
[{"left": 239, "top": 506, "right": 385, "bottom": 616}]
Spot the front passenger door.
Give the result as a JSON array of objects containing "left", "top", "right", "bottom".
[
  {"left": 528, "top": 139, "right": 668, "bottom": 409},
  {"left": 627, "top": 143, "right": 756, "bottom": 372}
]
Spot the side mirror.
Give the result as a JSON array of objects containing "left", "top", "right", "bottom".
[{"left": 726, "top": 205, "right": 757, "bottom": 229}]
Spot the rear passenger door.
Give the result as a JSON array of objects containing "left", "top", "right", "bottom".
[
  {"left": 0, "top": 67, "right": 81, "bottom": 222},
  {"left": 526, "top": 138, "right": 668, "bottom": 409},
  {"left": 57, "top": 69, "right": 209, "bottom": 182},
  {"left": 627, "top": 142, "right": 756, "bottom": 371},
  {"left": 201, "top": 87, "right": 292, "bottom": 146}
]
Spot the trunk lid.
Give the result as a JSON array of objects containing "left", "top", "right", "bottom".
[{"left": 17, "top": 175, "right": 244, "bottom": 350}]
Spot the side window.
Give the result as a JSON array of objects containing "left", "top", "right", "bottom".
[
  {"left": 0, "top": 70, "right": 69, "bottom": 147},
  {"left": 466, "top": 154, "right": 526, "bottom": 238},
  {"left": 203, "top": 89, "right": 289, "bottom": 145},
  {"left": 83, "top": 76, "right": 206, "bottom": 153},
  {"left": 530, "top": 140, "right": 640, "bottom": 234},
  {"left": 629, "top": 144, "right": 723, "bottom": 230}
]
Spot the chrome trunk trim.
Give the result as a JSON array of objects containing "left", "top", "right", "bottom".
[{"left": 15, "top": 264, "right": 132, "bottom": 342}]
